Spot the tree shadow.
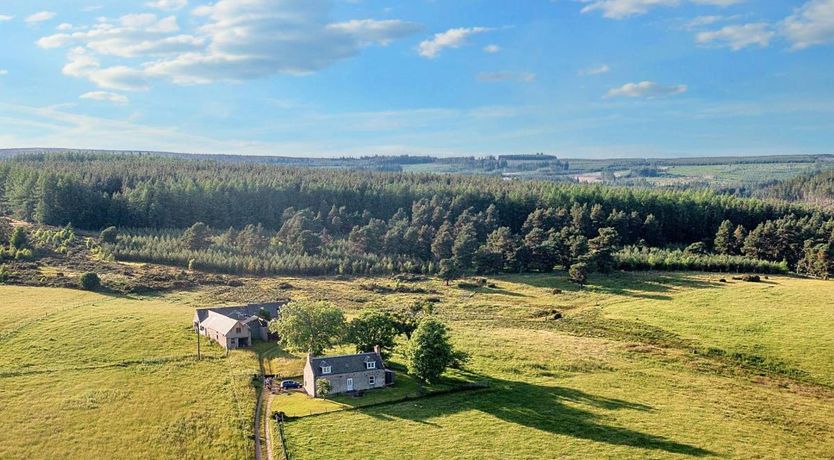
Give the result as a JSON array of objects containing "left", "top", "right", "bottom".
[
  {"left": 361, "top": 377, "right": 714, "bottom": 457},
  {"left": 505, "top": 272, "right": 723, "bottom": 300}
]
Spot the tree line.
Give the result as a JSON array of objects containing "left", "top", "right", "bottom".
[{"left": 1, "top": 153, "right": 833, "bottom": 278}]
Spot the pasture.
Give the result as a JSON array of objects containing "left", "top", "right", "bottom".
[{"left": 1, "top": 271, "right": 833, "bottom": 459}]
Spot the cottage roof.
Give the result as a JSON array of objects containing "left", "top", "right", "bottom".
[{"left": 308, "top": 352, "right": 385, "bottom": 378}]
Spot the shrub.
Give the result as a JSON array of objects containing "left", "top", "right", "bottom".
[
  {"left": 79, "top": 272, "right": 101, "bottom": 291},
  {"left": 10, "top": 227, "right": 28, "bottom": 250},
  {"left": 569, "top": 263, "right": 588, "bottom": 285},
  {"left": 100, "top": 226, "right": 118, "bottom": 244}
]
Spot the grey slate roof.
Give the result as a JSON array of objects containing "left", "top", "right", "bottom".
[
  {"left": 309, "top": 352, "right": 385, "bottom": 378},
  {"left": 195, "top": 301, "right": 285, "bottom": 324}
]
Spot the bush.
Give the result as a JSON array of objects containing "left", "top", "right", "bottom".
[
  {"left": 100, "top": 226, "right": 118, "bottom": 244},
  {"left": 569, "top": 263, "right": 588, "bottom": 285},
  {"left": 79, "top": 272, "right": 101, "bottom": 291},
  {"left": 741, "top": 274, "right": 761, "bottom": 282}
]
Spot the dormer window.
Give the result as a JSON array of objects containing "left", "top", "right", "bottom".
[
  {"left": 235, "top": 327, "right": 241, "bottom": 333},
  {"left": 366, "top": 361, "right": 376, "bottom": 370},
  {"left": 321, "top": 366, "right": 332, "bottom": 374}
]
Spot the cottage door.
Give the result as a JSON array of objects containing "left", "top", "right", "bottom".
[{"left": 346, "top": 378, "right": 354, "bottom": 391}]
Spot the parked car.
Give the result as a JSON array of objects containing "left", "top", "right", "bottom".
[{"left": 280, "top": 380, "right": 301, "bottom": 389}]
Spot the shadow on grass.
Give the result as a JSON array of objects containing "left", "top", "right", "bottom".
[
  {"left": 505, "top": 271, "right": 723, "bottom": 301},
  {"left": 363, "top": 377, "right": 714, "bottom": 457}
]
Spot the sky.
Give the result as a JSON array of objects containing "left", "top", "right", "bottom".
[{"left": 0, "top": 0, "right": 832, "bottom": 158}]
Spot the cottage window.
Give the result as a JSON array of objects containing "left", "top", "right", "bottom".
[
  {"left": 321, "top": 366, "right": 332, "bottom": 374},
  {"left": 369, "top": 375, "right": 376, "bottom": 386},
  {"left": 366, "top": 361, "right": 376, "bottom": 370},
  {"left": 236, "top": 327, "right": 242, "bottom": 333}
]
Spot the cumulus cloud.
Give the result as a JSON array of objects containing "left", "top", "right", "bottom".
[
  {"left": 782, "top": 0, "right": 834, "bottom": 49},
  {"left": 146, "top": 0, "right": 421, "bottom": 83},
  {"left": 579, "top": 64, "right": 611, "bottom": 76},
  {"left": 483, "top": 44, "right": 501, "bottom": 53},
  {"left": 0, "top": 15, "right": 13, "bottom": 22},
  {"left": 146, "top": 0, "right": 188, "bottom": 11},
  {"left": 26, "top": 11, "right": 56, "bottom": 23},
  {"left": 37, "top": 1, "right": 419, "bottom": 88},
  {"left": 37, "top": 14, "right": 199, "bottom": 58},
  {"left": 62, "top": 47, "right": 149, "bottom": 91},
  {"left": 476, "top": 71, "right": 535, "bottom": 82},
  {"left": 606, "top": 81, "right": 687, "bottom": 98},
  {"left": 418, "top": 27, "right": 492, "bottom": 58},
  {"left": 581, "top": 0, "right": 743, "bottom": 19},
  {"left": 696, "top": 23, "right": 774, "bottom": 50},
  {"left": 80, "top": 91, "right": 129, "bottom": 104}
]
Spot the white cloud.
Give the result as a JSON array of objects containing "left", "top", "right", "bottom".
[
  {"left": 0, "top": 15, "right": 13, "bottom": 22},
  {"left": 696, "top": 23, "right": 774, "bottom": 50},
  {"left": 146, "top": 0, "right": 188, "bottom": 11},
  {"left": 418, "top": 27, "right": 492, "bottom": 58},
  {"left": 326, "top": 19, "right": 421, "bottom": 46},
  {"left": 782, "top": 0, "right": 834, "bottom": 49},
  {"left": 476, "top": 71, "right": 536, "bottom": 82},
  {"left": 38, "top": 14, "right": 196, "bottom": 57},
  {"left": 38, "top": 0, "right": 420, "bottom": 88},
  {"left": 691, "top": 0, "right": 744, "bottom": 5},
  {"left": 145, "top": 0, "right": 421, "bottom": 83},
  {"left": 483, "top": 44, "right": 501, "bottom": 53},
  {"left": 606, "top": 81, "right": 687, "bottom": 98},
  {"left": 581, "top": 0, "right": 743, "bottom": 19},
  {"left": 62, "top": 47, "right": 149, "bottom": 91},
  {"left": 26, "top": 11, "right": 56, "bottom": 23},
  {"left": 0, "top": 69, "right": 8, "bottom": 75},
  {"left": 56, "top": 23, "right": 73, "bottom": 31},
  {"left": 581, "top": 0, "right": 680, "bottom": 19},
  {"left": 579, "top": 64, "right": 610, "bottom": 76},
  {"left": 80, "top": 91, "right": 129, "bottom": 104}
]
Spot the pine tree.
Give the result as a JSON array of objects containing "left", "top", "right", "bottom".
[{"left": 714, "top": 220, "right": 734, "bottom": 255}]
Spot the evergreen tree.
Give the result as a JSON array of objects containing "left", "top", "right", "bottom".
[
  {"left": 431, "top": 222, "right": 454, "bottom": 261},
  {"left": 452, "top": 223, "right": 479, "bottom": 269},
  {"left": 714, "top": 220, "right": 734, "bottom": 255},
  {"left": 183, "top": 222, "right": 210, "bottom": 251},
  {"left": 438, "top": 259, "right": 460, "bottom": 285}
]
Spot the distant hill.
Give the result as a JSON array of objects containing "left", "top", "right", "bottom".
[{"left": 757, "top": 170, "right": 834, "bottom": 210}]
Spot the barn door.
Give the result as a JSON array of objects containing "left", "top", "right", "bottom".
[{"left": 346, "top": 378, "right": 354, "bottom": 391}]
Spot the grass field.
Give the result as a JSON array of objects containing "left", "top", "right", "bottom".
[
  {"left": 270, "top": 273, "right": 834, "bottom": 460},
  {"left": 2, "top": 271, "right": 833, "bottom": 459},
  {"left": 0, "top": 286, "right": 258, "bottom": 459}
]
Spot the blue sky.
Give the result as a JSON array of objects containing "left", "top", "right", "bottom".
[{"left": 0, "top": 0, "right": 832, "bottom": 157}]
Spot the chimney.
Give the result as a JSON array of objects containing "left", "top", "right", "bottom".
[{"left": 373, "top": 345, "right": 381, "bottom": 355}]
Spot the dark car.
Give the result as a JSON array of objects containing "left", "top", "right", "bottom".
[{"left": 280, "top": 380, "right": 301, "bottom": 389}]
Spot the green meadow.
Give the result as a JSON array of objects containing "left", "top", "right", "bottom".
[{"left": 1, "top": 272, "right": 833, "bottom": 459}]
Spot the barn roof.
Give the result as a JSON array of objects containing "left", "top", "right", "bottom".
[
  {"left": 201, "top": 311, "right": 244, "bottom": 335},
  {"left": 194, "top": 301, "right": 285, "bottom": 324}
]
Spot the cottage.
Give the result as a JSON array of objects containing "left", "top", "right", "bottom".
[
  {"left": 303, "top": 347, "right": 394, "bottom": 396},
  {"left": 193, "top": 302, "right": 285, "bottom": 350}
]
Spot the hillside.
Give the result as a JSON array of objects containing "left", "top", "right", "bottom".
[
  {"left": 2, "top": 153, "right": 832, "bottom": 282},
  {"left": 757, "top": 170, "right": 834, "bottom": 210},
  {"left": 2, "top": 272, "right": 833, "bottom": 459}
]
